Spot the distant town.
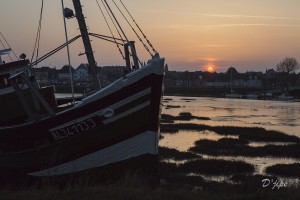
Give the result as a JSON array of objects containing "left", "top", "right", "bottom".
[{"left": 33, "top": 63, "right": 300, "bottom": 98}]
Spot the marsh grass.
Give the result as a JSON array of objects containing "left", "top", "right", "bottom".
[
  {"left": 230, "top": 174, "right": 277, "bottom": 183},
  {"left": 165, "top": 105, "right": 181, "bottom": 109},
  {"left": 160, "top": 123, "right": 300, "bottom": 143},
  {"left": 266, "top": 163, "right": 300, "bottom": 178},
  {"left": 211, "top": 126, "right": 300, "bottom": 142},
  {"left": 178, "top": 159, "right": 255, "bottom": 175},
  {"left": 160, "top": 162, "right": 179, "bottom": 174},
  {"left": 2, "top": 184, "right": 299, "bottom": 200},
  {"left": 1, "top": 162, "right": 299, "bottom": 200},
  {"left": 228, "top": 174, "right": 288, "bottom": 192},
  {"left": 3, "top": 121, "right": 300, "bottom": 199},
  {"left": 160, "top": 125, "right": 179, "bottom": 133},
  {"left": 218, "top": 138, "right": 249, "bottom": 145},
  {"left": 160, "top": 119, "right": 175, "bottom": 124},
  {"left": 162, "top": 174, "right": 234, "bottom": 193},
  {"left": 161, "top": 113, "right": 210, "bottom": 121},
  {"left": 159, "top": 147, "right": 200, "bottom": 160},
  {"left": 160, "top": 151, "right": 254, "bottom": 176},
  {"left": 180, "top": 98, "right": 196, "bottom": 101},
  {"left": 190, "top": 139, "right": 300, "bottom": 158}
]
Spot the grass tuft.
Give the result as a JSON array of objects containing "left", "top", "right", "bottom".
[
  {"left": 178, "top": 159, "right": 255, "bottom": 175},
  {"left": 190, "top": 139, "right": 300, "bottom": 158},
  {"left": 159, "top": 147, "right": 200, "bottom": 160},
  {"left": 161, "top": 113, "right": 210, "bottom": 121},
  {"left": 165, "top": 105, "right": 181, "bottom": 109},
  {"left": 266, "top": 163, "right": 300, "bottom": 178},
  {"left": 160, "top": 123, "right": 300, "bottom": 143}
]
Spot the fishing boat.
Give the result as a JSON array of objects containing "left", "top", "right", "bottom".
[
  {"left": 0, "top": 0, "right": 164, "bottom": 185},
  {"left": 244, "top": 94, "right": 258, "bottom": 99},
  {"left": 225, "top": 90, "right": 241, "bottom": 99},
  {"left": 278, "top": 93, "right": 294, "bottom": 100},
  {"left": 225, "top": 67, "right": 241, "bottom": 99}
]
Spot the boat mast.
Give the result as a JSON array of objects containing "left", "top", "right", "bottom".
[{"left": 72, "top": 0, "right": 100, "bottom": 90}]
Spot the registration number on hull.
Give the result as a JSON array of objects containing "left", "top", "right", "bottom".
[{"left": 50, "top": 118, "right": 97, "bottom": 141}]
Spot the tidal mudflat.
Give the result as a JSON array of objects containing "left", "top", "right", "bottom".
[{"left": 159, "top": 96, "right": 300, "bottom": 192}]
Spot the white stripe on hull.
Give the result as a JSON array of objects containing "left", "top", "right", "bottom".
[
  {"left": 29, "top": 131, "right": 158, "bottom": 176},
  {"left": 50, "top": 87, "right": 151, "bottom": 132},
  {"left": 103, "top": 101, "right": 150, "bottom": 124},
  {"left": 80, "top": 57, "right": 164, "bottom": 105}
]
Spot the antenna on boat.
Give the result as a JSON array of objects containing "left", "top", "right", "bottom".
[
  {"left": 61, "top": 0, "right": 75, "bottom": 104},
  {"left": 71, "top": 0, "right": 101, "bottom": 90}
]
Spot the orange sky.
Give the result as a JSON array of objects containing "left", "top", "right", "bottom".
[{"left": 1, "top": 0, "right": 300, "bottom": 72}]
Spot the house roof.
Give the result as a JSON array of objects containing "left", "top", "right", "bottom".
[
  {"left": 77, "top": 63, "right": 89, "bottom": 70},
  {"left": 59, "top": 65, "right": 75, "bottom": 73}
]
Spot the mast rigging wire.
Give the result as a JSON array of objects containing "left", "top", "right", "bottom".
[
  {"left": 102, "top": 0, "right": 142, "bottom": 66},
  {"left": 30, "top": 0, "right": 44, "bottom": 67},
  {"left": 119, "top": 0, "right": 157, "bottom": 54},
  {"left": 89, "top": 33, "right": 125, "bottom": 45},
  {"left": 30, "top": 35, "right": 81, "bottom": 67},
  {"left": 95, "top": 0, "right": 125, "bottom": 59},
  {"left": 0, "top": 32, "right": 19, "bottom": 61},
  {"left": 111, "top": 0, "right": 153, "bottom": 57},
  {"left": 100, "top": 0, "right": 125, "bottom": 45},
  {"left": 0, "top": 37, "right": 13, "bottom": 62}
]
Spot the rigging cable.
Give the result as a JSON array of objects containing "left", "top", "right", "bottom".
[
  {"left": 95, "top": 0, "right": 125, "bottom": 59},
  {"left": 102, "top": 0, "right": 142, "bottom": 66},
  {"left": 111, "top": 0, "right": 153, "bottom": 57},
  {"left": 88, "top": 33, "right": 125, "bottom": 45},
  {"left": 119, "top": 0, "right": 157, "bottom": 54},
  {"left": 0, "top": 36, "right": 13, "bottom": 62},
  {"left": 29, "top": 35, "right": 81, "bottom": 67},
  {"left": 0, "top": 32, "right": 19, "bottom": 61},
  {"left": 61, "top": 0, "right": 75, "bottom": 104},
  {"left": 100, "top": 0, "right": 125, "bottom": 45},
  {"left": 30, "top": 0, "right": 44, "bottom": 67}
]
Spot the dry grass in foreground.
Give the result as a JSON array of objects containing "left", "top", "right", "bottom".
[{"left": 1, "top": 174, "right": 300, "bottom": 200}]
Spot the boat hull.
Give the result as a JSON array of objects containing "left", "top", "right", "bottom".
[
  {"left": 0, "top": 58, "right": 164, "bottom": 185},
  {"left": 0, "top": 85, "right": 56, "bottom": 125}
]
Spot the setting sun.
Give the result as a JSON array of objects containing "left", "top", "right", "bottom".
[
  {"left": 207, "top": 66, "right": 214, "bottom": 73},
  {"left": 205, "top": 65, "right": 215, "bottom": 73}
]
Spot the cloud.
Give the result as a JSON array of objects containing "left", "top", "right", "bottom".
[
  {"left": 196, "top": 13, "right": 300, "bottom": 21},
  {"left": 139, "top": 8, "right": 300, "bottom": 22},
  {"left": 166, "top": 23, "right": 300, "bottom": 30},
  {"left": 205, "top": 23, "right": 300, "bottom": 28}
]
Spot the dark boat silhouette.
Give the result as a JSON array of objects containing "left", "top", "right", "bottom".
[{"left": 0, "top": 0, "right": 164, "bottom": 185}]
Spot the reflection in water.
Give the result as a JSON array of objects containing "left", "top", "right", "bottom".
[
  {"left": 248, "top": 141, "right": 297, "bottom": 147},
  {"left": 163, "top": 96, "right": 300, "bottom": 136},
  {"left": 200, "top": 154, "right": 300, "bottom": 175},
  {"left": 160, "top": 96, "right": 300, "bottom": 180},
  {"left": 160, "top": 131, "right": 225, "bottom": 152}
]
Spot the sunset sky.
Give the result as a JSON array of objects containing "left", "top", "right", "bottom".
[{"left": 1, "top": 0, "right": 300, "bottom": 72}]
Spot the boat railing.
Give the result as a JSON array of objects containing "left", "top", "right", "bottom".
[{"left": 9, "top": 71, "right": 55, "bottom": 121}]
